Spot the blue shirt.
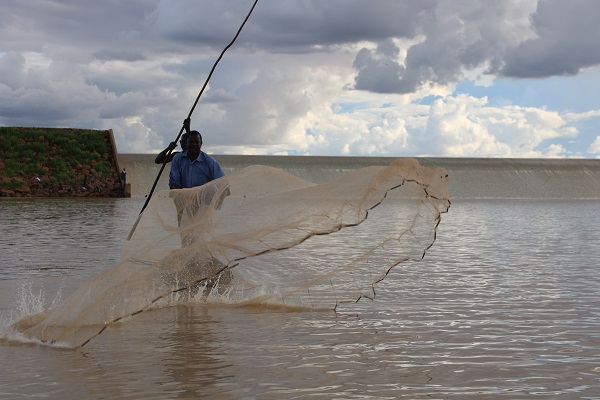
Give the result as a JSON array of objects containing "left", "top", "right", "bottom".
[{"left": 169, "top": 150, "right": 225, "bottom": 189}]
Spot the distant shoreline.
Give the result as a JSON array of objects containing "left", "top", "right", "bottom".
[
  {"left": 119, "top": 154, "right": 600, "bottom": 199},
  {"left": 119, "top": 153, "right": 600, "bottom": 167}
]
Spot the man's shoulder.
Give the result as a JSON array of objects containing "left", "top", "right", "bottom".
[{"left": 172, "top": 151, "right": 185, "bottom": 162}]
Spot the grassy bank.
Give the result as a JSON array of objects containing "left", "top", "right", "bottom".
[{"left": 0, "top": 127, "right": 124, "bottom": 197}]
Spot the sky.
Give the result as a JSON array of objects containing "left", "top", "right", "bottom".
[{"left": 1, "top": 0, "right": 600, "bottom": 158}]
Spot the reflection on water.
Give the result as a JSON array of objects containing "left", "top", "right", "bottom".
[{"left": 1, "top": 199, "right": 600, "bottom": 398}]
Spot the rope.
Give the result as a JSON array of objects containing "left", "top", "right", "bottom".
[{"left": 133, "top": 0, "right": 259, "bottom": 224}]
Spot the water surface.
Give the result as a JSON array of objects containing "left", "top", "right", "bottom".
[{"left": 1, "top": 198, "right": 599, "bottom": 398}]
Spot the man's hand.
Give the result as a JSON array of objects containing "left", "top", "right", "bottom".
[
  {"left": 167, "top": 141, "right": 178, "bottom": 150},
  {"left": 183, "top": 118, "right": 191, "bottom": 133}
]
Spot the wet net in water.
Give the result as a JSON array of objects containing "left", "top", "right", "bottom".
[{"left": 13, "top": 158, "right": 450, "bottom": 348}]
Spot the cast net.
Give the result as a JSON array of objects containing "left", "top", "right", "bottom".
[{"left": 13, "top": 158, "right": 450, "bottom": 348}]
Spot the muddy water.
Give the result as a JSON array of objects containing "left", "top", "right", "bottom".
[{"left": 1, "top": 196, "right": 599, "bottom": 398}]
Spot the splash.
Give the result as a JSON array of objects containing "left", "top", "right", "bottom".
[
  {"left": 1, "top": 281, "right": 63, "bottom": 345},
  {"left": 12, "top": 158, "right": 450, "bottom": 348}
]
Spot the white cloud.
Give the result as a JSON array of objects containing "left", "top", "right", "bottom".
[
  {"left": 589, "top": 136, "right": 600, "bottom": 155},
  {"left": 414, "top": 94, "right": 577, "bottom": 157}
]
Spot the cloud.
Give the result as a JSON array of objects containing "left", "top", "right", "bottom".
[
  {"left": 1, "top": 0, "right": 600, "bottom": 157},
  {"left": 197, "top": 56, "right": 352, "bottom": 151},
  {"left": 156, "top": 0, "right": 433, "bottom": 51},
  {"left": 352, "top": 1, "right": 538, "bottom": 94},
  {"left": 0, "top": 51, "right": 27, "bottom": 89},
  {"left": 353, "top": 39, "right": 408, "bottom": 93},
  {"left": 415, "top": 94, "right": 578, "bottom": 157},
  {"left": 589, "top": 136, "right": 600, "bottom": 156},
  {"left": 501, "top": 0, "right": 600, "bottom": 78}
]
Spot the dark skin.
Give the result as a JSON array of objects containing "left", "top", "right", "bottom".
[
  {"left": 169, "top": 134, "right": 189, "bottom": 152},
  {"left": 186, "top": 132, "right": 202, "bottom": 161},
  {"left": 154, "top": 118, "right": 191, "bottom": 164}
]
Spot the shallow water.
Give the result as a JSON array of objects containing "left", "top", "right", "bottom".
[{"left": 1, "top": 198, "right": 600, "bottom": 398}]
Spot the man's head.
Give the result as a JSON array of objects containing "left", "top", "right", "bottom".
[
  {"left": 186, "top": 130, "right": 202, "bottom": 157},
  {"left": 180, "top": 133, "right": 189, "bottom": 151}
]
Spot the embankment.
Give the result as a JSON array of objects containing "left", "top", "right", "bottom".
[
  {"left": 0, "top": 127, "right": 125, "bottom": 197},
  {"left": 119, "top": 154, "right": 600, "bottom": 200}
]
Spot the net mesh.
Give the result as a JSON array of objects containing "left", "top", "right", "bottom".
[{"left": 13, "top": 158, "right": 450, "bottom": 348}]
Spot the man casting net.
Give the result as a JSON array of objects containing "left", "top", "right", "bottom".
[{"left": 13, "top": 158, "right": 450, "bottom": 348}]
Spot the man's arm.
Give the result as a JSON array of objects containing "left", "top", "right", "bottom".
[
  {"left": 157, "top": 118, "right": 190, "bottom": 164},
  {"left": 169, "top": 154, "right": 183, "bottom": 189},
  {"left": 155, "top": 142, "right": 178, "bottom": 164}
]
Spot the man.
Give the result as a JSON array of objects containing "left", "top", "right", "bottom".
[
  {"left": 168, "top": 130, "right": 225, "bottom": 189},
  {"left": 168, "top": 129, "right": 227, "bottom": 247},
  {"left": 155, "top": 118, "right": 191, "bottom": 164}
]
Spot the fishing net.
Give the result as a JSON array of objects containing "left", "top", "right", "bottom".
[{"left": 13, "top": 158, "right": 450, "bottom": 348}]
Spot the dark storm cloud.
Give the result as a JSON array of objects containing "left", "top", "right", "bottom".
[
  {"left": 0, "top": 1, "right": 161, "bottom": 56},
  {"left": 353, "top": 40, "right": 408, "bottom": 93},
  {"left": 353, "top": 0, "right": 600, "bottom": 93},
  {"left": 93, "top": 50, "right": 147, "bottom": 62},
  {"left": 156, "top": 0, "right": 435, "bottom": 51},
  {"left": 250, "top": 0, "right": 435, "bottom": 48},
  {"left": 501, "top": 0, "right": 600, "bottom": 78},
  {"left": 4, "top": 1, "right": 599, "bottom": 96},
  {"left": 353, "top": 1, "right": 535, "bottom": 94}
]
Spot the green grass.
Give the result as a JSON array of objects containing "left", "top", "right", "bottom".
[{"left": 0, "top": 127, "right": 117, "bottom": 191}]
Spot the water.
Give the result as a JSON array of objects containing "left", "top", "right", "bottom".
[{"left": 1, "top": 164, "right": 600, "bottom": 398}]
